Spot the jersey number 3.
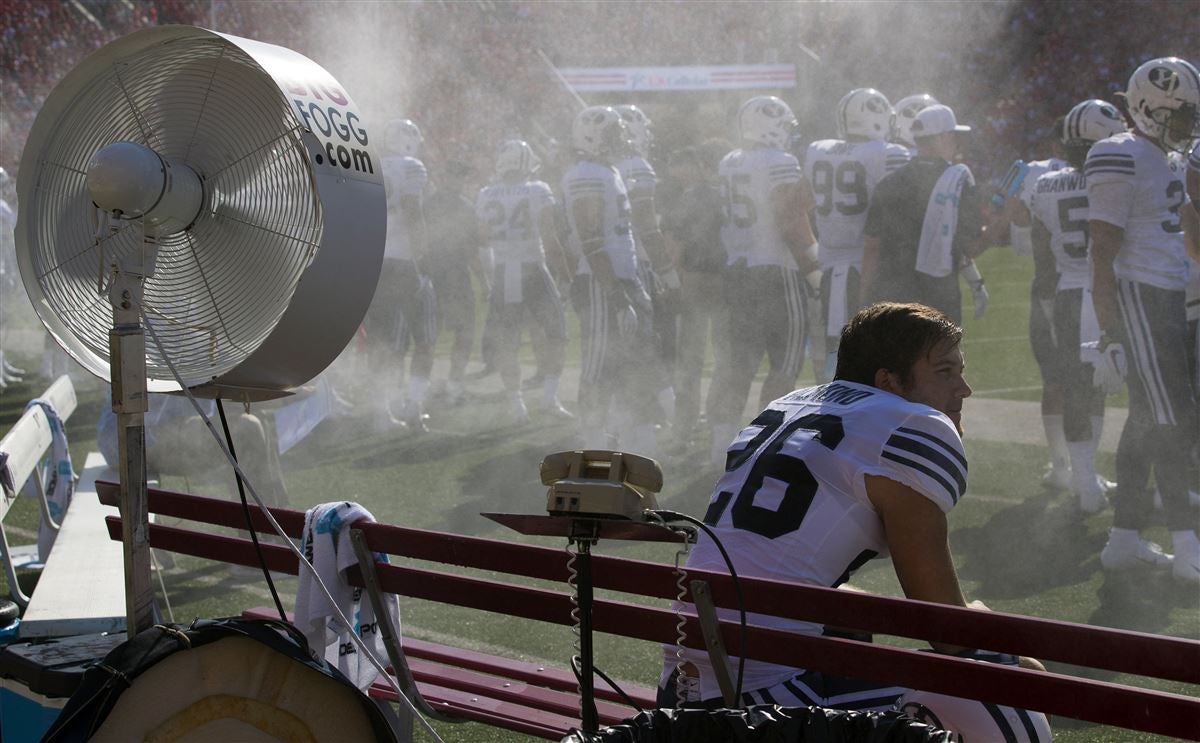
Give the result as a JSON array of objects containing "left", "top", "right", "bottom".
[{"left": 704, "top": 411, "right": 845, "bottom": 538}]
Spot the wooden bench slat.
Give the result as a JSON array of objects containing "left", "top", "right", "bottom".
[
  {"left": 372, "top": 679, "right": 578, "bottom": 740},
  {"left": 241, "top": 607, "right": 657, "bottom": 710},
  {"left": 109, "top": 504, "right": 1200, "bottom": 740},
  {"left": 404, "top": 656, "right": 638, "bottom": 724},
  {"left": 401, "top": 637, "right": 657, "bottom": 709},
  {"left": 105, "top": 486, "right": 1200, "bottom": 686}
]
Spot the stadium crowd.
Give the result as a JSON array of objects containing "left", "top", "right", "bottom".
[{"left": 3, "top": 1, "right": 1198, "bottom": 183}]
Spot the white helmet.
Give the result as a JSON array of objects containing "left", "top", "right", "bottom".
[
  {"left": 1124, "top": 57, "right": 1200, "bottom": 153},
  {"left": 385, "top": 118, "right": 423, "bottom": 157},
  {"left": 893, "top": 93, "right": 940, "bottom": 147},
  {"left": 837, "top": 88, "right": 894, "bottom": 141},
  {"left": 737, "top": 96, "right": 797, "bottom": 149},
  {"left": 495, "top": 139, "right": 540, "bottom": 178},
  {"left": 572, "top": 106, "right": 627, "bottom": 159},
  {"left": 899, "top": 689, "right": 1052, "bottom": 743},
  {"left": 616, "top": 104, "right": 653, "bottom": 156},
  {"left": 1062, "top": 99, "right": 1127, "bottom": 146}
]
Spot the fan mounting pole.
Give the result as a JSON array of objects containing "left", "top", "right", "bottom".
[
  {"left": 87, "top": 140, "right": 204, "bottom": 638},
  {"left": 108, "top": 251, "right": 156, "bottom": 638}
]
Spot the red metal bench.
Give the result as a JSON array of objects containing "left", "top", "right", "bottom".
[{"left": 96, "top": 481, "right": 1200, "bottom": 740}]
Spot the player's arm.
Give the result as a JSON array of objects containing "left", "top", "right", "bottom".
[
  {"left": 629, "top": 189, "right": 677, "bottom": 285},
  {"left": 1089, "top": 220, "right": 1124, "bottom": 337},
  {"left": 540, "top": 207, "right": 572, "bottom": 285},
  {"left": 865, "top": 475, "right": 1044, "bottom": 670},
  {"left": 400, "top": 194, "right": 426, "bottom": 265},
  {"left": 1182, "top": 198, "right": 1198, "bottom": 263},
  {"left": 572, "top": 194, "right": 616, "bottom": 287},
  {"left": 1186, "top": 164, "right": 1199, "bottom": 262},
  {"left": 772, "top": 180, "right": 819, "bottom": 274}
]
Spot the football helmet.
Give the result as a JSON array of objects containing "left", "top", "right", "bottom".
[
  {"left": 837, "top": 88, "right": 894, "bottom": 141},
  {"left": 616, "top": 104, "right": 653, "bottom": 156},
  {"left": 893, "top": 93, "right": 940, "bottom": 147},
  {"left": 572, "top": 105, "right": 628, "bottom": 159},
  {"left": 899, "top": 689, "right": 1052, "bottom": 742},
  {"left": 1062, "top": 99, "right": 1127, "bottom": 146},
  {"left": 1124, "top": 57, "right": 1200, "bottom": 153},
  {"left": 385, "top": 118, "right": 423, "bottom": 157},
  {"left": 495, "top": 139, "right": 541, "bottom": 178},
  {"left": 737, "top": 96, "right": 797, "bottom": 149}
]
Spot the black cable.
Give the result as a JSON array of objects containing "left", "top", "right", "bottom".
[
  {"left": 570, "top": 657, "right": 645, "bottom": 715},
  {"left": 649, "top": 509, "right": 748, "bottom": 705},
  {"left": 216, "top": 398, "right": 287, "bottom": 622}
]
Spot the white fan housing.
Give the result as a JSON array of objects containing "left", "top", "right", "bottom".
[{"left": 16, "top": 25, "right": 385, "bottom": 401}]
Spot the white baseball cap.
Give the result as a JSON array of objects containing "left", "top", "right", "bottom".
[{"left": 911, "top": 104, "right": 971, "bottom": 138}]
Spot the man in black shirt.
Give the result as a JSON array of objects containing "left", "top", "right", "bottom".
[{"left": 862, "top": 105, "right": 984, "bottom": 324}]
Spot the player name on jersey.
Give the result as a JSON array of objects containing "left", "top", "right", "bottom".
[
  {"left": 783, "top": 382, "right": 876, "bottom": 405},
  {"left": 1033, "top": 172, "right": 1086, "bottom": 194}
]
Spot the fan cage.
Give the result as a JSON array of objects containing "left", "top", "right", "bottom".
[{"left": 23, "top": 33, "right": 323, "bottom": 388}]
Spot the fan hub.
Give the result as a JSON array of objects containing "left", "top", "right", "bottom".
[{"left": 87, "top": 141, "right": 203, "bottom": 236}]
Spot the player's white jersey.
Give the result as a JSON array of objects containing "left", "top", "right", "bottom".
[
  {"left": 803, "top": 139, "right": 909, "bottom": 268},
  {"left": 719, "top": 147, "right": 802, "bottom": 269},
  {"left": 1029, "top": 166, "right": 1091, "bottom": 291},
  {"left": 475, "top": 180, "right": 555, "bottom": 265},
  {"left": 615, "top": 155, "right": 658, "bottom": 198},
  {"left": 381, "top": 155, "right": 428, "bottom": 261},
  {"left": 615, "top": 154, "right": 658, "bottom": 262},
  {"left": 681, "top": 381, "right": 967, "bottom": 699},
  {"left": 562, "top": 159, "right": 638, "bottom": 280},
  {"left": 1085, "top": 133, "right": 1189, "bottom": 290},
  {"left": 1017, "top": 158, "right": 1068, "bottom": 209}
]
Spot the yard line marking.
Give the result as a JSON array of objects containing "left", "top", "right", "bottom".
[
  {"left": 972, "top": 385, "right": 1043, "bottom": 396},
  {"left": 4, "top": 525, "right": 37, "bottom": 540},
  {"left": 963, "top": 335, "right": 1028, "bottom": 344}
]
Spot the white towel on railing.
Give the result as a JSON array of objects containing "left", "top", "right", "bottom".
[
  {"left": 295, "top": 501, "right": 399, "bottom": 691},
  {"left": 24, "top": 398, "right": 76, "bottom": 562},
  {"left": 915, "top": 163, "right": 974, "bottom": 278}
]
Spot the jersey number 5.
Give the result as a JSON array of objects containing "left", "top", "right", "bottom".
[
  {"left": 724, "top": 173, "right": 758, "bottom": 228},
  {"left": 704, "top": 411, "right": 845, "bottom": 539}
]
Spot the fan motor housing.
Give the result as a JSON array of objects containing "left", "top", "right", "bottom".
[{"left": 16, "top": 26, "right": 386, "bottom": 401}]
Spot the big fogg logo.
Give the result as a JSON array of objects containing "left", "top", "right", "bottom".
[{"left": 287, "top": 80, "right": 374, "bottom": 175}]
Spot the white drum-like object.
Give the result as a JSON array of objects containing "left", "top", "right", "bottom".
[{"left": 16, "top": 25, "right": 385, "bottom": 401}]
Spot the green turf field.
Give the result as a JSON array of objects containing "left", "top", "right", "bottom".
[{"left": 0, "top": 246, "right": 1195, "bottom": 741}]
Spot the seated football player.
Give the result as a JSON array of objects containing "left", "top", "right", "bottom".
[{"left": 659, "top": 302, "right": 1049, "bottom": 740}]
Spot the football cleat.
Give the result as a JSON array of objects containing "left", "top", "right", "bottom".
[
  {"left": 1171, "top": 537, "right": 1200, "bottom": 585},
  {"left": 539, "top": 398, "right": 575, "bottom": 421},
  {"left": 1075, "top": 483, "right": 1108, "bottom": 514},
  {"left": 1100, "top": 533, "right": 1173, "bottom": 571},
  {"left": 737, "top": 96, "right": 797, "bottom": 150},
  {"left": 511, "top": 396, "right": 530, "bottom": 425},
  {"left": 1124, "top": 57, "right": 1200, "bottom": 153},
  {"left": 1042, "top": 464, "right": 1071, "bottom": 491}
]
